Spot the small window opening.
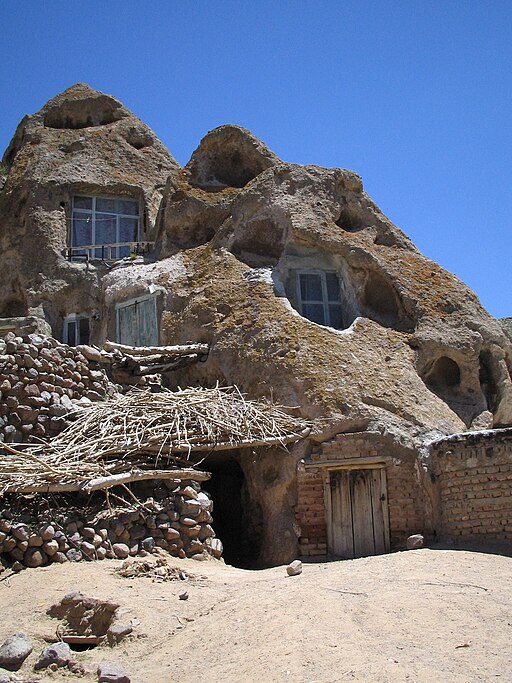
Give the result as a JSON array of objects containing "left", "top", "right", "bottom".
[
  {"left": 63, "top": 314, "right": 90, "bottom": 346},
  {"left": 296, "top": 270, "right": 343, "bottom": 328}
]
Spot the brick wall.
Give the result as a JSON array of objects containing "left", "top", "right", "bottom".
[
  {"left": 296, "top": 432, "right": 432, "bottom": 560},
  {"left": 431, "top": 429, "right": 512, "bottom": 542}
]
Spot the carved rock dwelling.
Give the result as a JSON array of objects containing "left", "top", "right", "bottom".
[{"left": 0, "top": 84, "right": 510, "bottom": 568}]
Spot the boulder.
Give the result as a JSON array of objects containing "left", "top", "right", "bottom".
[
  {"left": 406, "top": 534, "right": 425, "bottom": 550},
  {"left": 286, "top": 560, "right": 303, "bottom": 576},
  {"left": 0, "top": 633, "right": 33, "bottom": 671},
  {"left": 97, "top": 662, "right": 131, "bottom": 683},
  {"left": 34, "top": 641, "right": 73, "bottom": 670}
]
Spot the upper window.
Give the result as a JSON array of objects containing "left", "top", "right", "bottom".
[
  {"left": 71, "top": 196, "right": 140, "bottom": 261},
  {"left": 296, "top": 270, "right": 343, "bottom": 328},
  {"left": 116, "top": 295, "right": 158, "bottom": 347}
]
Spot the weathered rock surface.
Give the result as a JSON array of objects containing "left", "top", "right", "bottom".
[
  {"left": 34, "top": 641, "right": 72, "bottom": 670},
  {"left": 2, "top": 84, "right": 510, "bottom": 445},
  {"left": 406, "top": 534, "right": 425, "bottom": 550},
  {"left": 0, "top": 633, "right": 33, "bottom": 671},
  {"left": 0, "top": 83, "right": 179, "bottom": 335},
  {"left": 1, "top": 85, "right": 512, "bottom": 568},
  {"left": 286, "top": 559, "right": 303, "bottom": 576},
  {"left": 97, "top": 662, "right": 130, "bottom": 683}
]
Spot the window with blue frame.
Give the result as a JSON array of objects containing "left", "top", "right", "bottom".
[
  {"left": 71, "top": 195, "right": 140, "bottom": 260},
  {"left": 296, "top": 270, "right": 343, "bottom": 328}
]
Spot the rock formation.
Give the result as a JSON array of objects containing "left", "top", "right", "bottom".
[
  {"left": 0, "top": 84, "right": 179, "bottom": 336},
  {"left": 1, "top": 84, "right": 511, "bottom": 565},
  {"left": 1, "top": 84, "right": 511, "bottom": 440}
]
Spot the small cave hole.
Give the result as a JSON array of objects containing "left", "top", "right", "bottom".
[
  {"left": 124, "top": 131, "right": 153, "bottom": 150},
  {"left": 426, "top": 356, "right": 461, "bottom": 390},
  {"left": 212, "top": 150, "right": 260, "bottom": 189},
  {"left": 0, "top": 298, "right": 28, "bottom": 317},
  {"left": 479, "top": 351, "right": 497, "bottom": 410},
  {"left": 335, "top": 207, "right": 364, "bottom": 232},
  {"left": 360, "top": 270, "right": 413, "bottom": 330},
  {"left": 43, "top": 103, "right": 125, "bottom": 130},
  {"left": 63, "top": 638, "right": 100, "bottom": 652},
  {"left": 202, "top": 456, "right": 263, "bottom": 569}
]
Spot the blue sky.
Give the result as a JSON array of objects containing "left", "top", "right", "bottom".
[{"left": 1, "top": 1, "right": 510, "bottom": 318}]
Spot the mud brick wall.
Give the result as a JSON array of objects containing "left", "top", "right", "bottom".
[
  {"left": 431, "top": 430, "right": 512, "bottom": 542},
  {"left": 296, "top": 432, "right": 431, "bottom": 560}
]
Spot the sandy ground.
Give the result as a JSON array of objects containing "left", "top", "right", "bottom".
[{"left": 0, "top": 548, "right": 511, "bottom": 683}]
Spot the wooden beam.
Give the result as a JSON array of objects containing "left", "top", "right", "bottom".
[
  {"left": 3, "top": 468, "right": 211, "bottom": 495},
  {"left": 103, "top": 341, "right": 209, "bottom": 357}
]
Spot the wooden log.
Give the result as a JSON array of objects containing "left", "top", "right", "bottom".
[
  {"left": 3, "top": 468, "right": 211, "bottom": 494},
  {"left": 102, "top": 427, "right": 312, "bottom": 454},
  {"left": 103, "top": 341, "right": 209, "bottom": 357},
  {"left": 137, "top": 355, "right": 204, "bottom": 375}
]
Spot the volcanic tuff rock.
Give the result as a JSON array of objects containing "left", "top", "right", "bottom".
[
  {"left": 1, "top": 85, "right": 511, "bottom": 451},
  {"left": 0, "top": 83, "right": 179, "bottom": 335}
]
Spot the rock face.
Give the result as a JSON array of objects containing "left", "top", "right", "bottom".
[
  {"left": 0, "top": 83, "right": 179, "bottom": 337},
  {"left": 1, "top": 85, "right": 511, "bottom": 566}
]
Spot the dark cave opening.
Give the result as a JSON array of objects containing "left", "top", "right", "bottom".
[{"left": 202, "top": 456, "right": 263, "bottom": 569}]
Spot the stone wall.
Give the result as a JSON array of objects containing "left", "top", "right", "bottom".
[
  {"left": 0, "top": 332, "right": 113, "bottom": 443},
  {"left": 0, "top": 478, "right": 222, "bottom": 572},
  {"left": 430, "top": 429, "right": 512, "bottom": 543},
  {"left": 296, "top": 432, "right": 432, "bottom": 560}
]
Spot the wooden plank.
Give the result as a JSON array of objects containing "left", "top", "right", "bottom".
[
  {"left": 329, "top": 470, "right": 354, "bottom": 559},
  {"left": 370, "top": 469, "right": 387, "bottom": 554},
  {"left": 380, "top": 467, "right": 391, "bottom": 552},
  {"left": 305, "top": 457, "right": 388, "bottom": 469},
  {"left": 350, "top": 470, "right": 375, "bottom": 558}
]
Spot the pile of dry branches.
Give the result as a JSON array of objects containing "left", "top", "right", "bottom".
[{"left": 0, "top": 386, "right": 310, "bottom": 496}]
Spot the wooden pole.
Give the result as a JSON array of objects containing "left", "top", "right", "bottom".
[{"left": 4, "top": 468, "right": 211, "bottom": 495}]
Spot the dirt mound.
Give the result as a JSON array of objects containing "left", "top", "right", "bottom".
[{"left": 0, "top": 548, "right": 510, "bottom": 682}]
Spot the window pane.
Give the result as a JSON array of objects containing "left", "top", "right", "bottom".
[
  {"left": 302, "top": 303, "right": 326, "bottom": 325},
  {"left": 96, "top": 197, "right": 117, "bottom": 213},
  {"left": 328, "top": 304, "right": 344, "bottom": 329},
  {"left": 94, "top": 214, "right": 117, "bottom": 258},
  {"left": 119, "top": 199, "right": 139, "bottom": 216},
  {"left": 66, "top": 321, "right": 77, "bottom": 346},
  {"left": 299, "top": 273, "right": 322, "bottom": 302},
  {"left": 72, "top": 214, "right": 92, "bottom": 246},
  {"left": 119, "top": 217, "right": 138, "bottom": 245},
  {"left": 326, "top": 272, "right": 341, "bottom": 302},
  {"left": 137, "top": 299, "right": 158, "bottom": 346},
  {"left": 79, "top": 317, "right": 90, "bottom": 345},
  {"left": 74, "top": 196, "right": 92, "bottom": 210}
]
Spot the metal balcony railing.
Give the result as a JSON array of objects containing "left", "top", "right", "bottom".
[{"left": 62, "top": 241, "right": 154, "bottom": 263}]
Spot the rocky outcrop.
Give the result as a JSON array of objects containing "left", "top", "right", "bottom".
[
  {"left": 0, "top": 83, "right": 179, "bottom": 335},
  {"left": 1, "top": 84, "right": 511, "bottom": 451}
]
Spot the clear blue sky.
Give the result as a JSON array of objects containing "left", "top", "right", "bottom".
[{"left": 1, "top": 1, "right": 510, "bottom": 318}]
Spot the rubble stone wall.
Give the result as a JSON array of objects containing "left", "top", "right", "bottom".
[
  {"left": 296, "top": 432, "right": 431, "bottom": 559},
  {"left": 431, "top": 430, "right": 512, "bottom": 542},
  {"left": 0, "top": 478, "right": 222, "bottom": 572},
  {"left": 0, "top": 332, "right": 112, "bottom": 443}
]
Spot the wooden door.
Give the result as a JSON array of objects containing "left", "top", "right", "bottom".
[{"left": 327, "top": 468, "right": 390, "bottom": 559}]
